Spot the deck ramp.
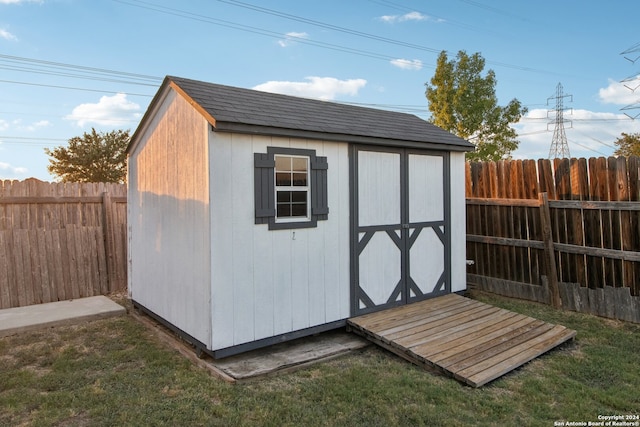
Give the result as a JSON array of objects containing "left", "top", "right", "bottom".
[{"left": 347, "top": 293, "right": 576, "bottom": 387}]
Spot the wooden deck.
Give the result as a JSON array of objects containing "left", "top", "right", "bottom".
[{"left": 347, "top": 293, "right": 576, "bottom": 387}]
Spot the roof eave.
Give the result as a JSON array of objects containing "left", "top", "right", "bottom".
[
  {"left": 214, "top": 122, "right": 475, "bottom": 152},
  {"left": 126, "top": 77, "right": 171, "bottom": 155}
]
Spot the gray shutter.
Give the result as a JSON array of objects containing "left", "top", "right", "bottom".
[
  {"left": 311, "top": 156, "right": 329, "bottom": 221},
  {"left": 254, "top": 153, "right": 275, "bottom": 224}
]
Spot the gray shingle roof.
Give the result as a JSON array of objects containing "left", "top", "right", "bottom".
[{"left": 155, "top": 76, "right": 472, "bottom": 150}]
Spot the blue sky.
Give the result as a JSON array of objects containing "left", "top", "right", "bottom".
[{"left": 1, "top": 0, "right": 640, "bottom": 181}]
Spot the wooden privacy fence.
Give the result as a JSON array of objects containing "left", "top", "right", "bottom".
[
  {"left": 466, "top": 156, "right": 640, "bottom": 323},
  {"left": 0, "top": 179, "right": 127, "bottom": 309}
]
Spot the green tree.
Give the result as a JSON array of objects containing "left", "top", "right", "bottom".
[
  {"left": 425, "top": 50, "right": 528, "bottom": 161},
  {"left": 45, "top": 128, "right": 129, "bottom": 183},
  {"left": 613, "top": 132, "right": 640, "bottom": 157}
]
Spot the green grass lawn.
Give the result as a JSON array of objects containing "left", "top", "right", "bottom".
[{"left": 1, "top": 291, "right": 639, "bottom": 426}]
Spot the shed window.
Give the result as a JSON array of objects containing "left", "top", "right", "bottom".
[
  {"left": 254, "top": 147, "right": 328, "bottom": 230},
  {"left": 275, "top": 155, "right": 310, "bottom": 221}
]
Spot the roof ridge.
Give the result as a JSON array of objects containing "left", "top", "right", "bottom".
[
  {"left": 167, "top": 75, "right": 423, "bottom": 120},
  {"left": 130, "top": 75, "right": 474, "bottom": 152}
]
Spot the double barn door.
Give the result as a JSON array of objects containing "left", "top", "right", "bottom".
[{"left": 351, "top": 146, "right": 450, "bottom": 316}]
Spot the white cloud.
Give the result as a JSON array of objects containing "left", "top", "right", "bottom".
[
  {"left": 65, "top": 93, "right": 141, "bottom": 127},
  {"left": 22, "top": 119, "right": 51, "bottom": 131},
  {"left": 598, "top": 78, "right": 640, "bottom": 105},
  {"left": 379, "top": 11, "right": 434, "bottom": 23},
  {"left": 0, "top": 161, "right": 28, "bottom": 177},
  {"left": 0, "top": 28, "right": 17, "bottom": 41},
  {"left": 278, "top": 31, "right": 308, "bottom": 47},
  {"left": 253, "top": 76, "right": 367, "bottom": 100},
  {"left": 512, "top": 108, "right": 640, "bottom": 160},
  {"left": 33, "top": 119, "right": 50, "bottom": 127},
  {"left": 0, "top": 118, "right": 49, "bottom": 132},
  {"left": 390, "top": 58, "right": 423, "bottom": 70}
]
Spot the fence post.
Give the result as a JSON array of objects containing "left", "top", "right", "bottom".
[
  {"left": 538, "top": 192, "right": 562, "bottom": 308},
  {"left": 102, "top": 191, "right": 116, "bottom": 293}
]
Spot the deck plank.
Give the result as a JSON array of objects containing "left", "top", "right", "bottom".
[
  {"left": 375, "top": 298, "right": 486, "bottom": 336},
  {"left": 458, "top": 326, "right": 577, "bottom": 387},
  {"left": 428, "top": 318, "right": 544, "bottom": 365},
  {"left": 348, "top": 294, "right": 576, "bottom": 387},
  {"left": 444, "top": 323, "right": 557, "bottom": 374},
  {"left": 353, "top": 294, "right": 463, "bottom": 330},
  {"left": 416, "top": 312, "right": 532, "bottom": 360},
  {"left": 392, "top": 307, "right": 507, "bottom": 348},
  {"left": 382, "top": 304, "right": 498, "bottom": 341}
]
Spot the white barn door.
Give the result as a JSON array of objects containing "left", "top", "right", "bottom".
[{"left": 351, "top": 146, "right": 450, "bottom": 316}]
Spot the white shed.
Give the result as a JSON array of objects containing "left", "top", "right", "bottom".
[{"left": 127, "top": 76, "right": 474, "bottom": 358}]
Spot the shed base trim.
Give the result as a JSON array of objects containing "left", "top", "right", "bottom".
[
  {"left": 212, "top": 320, "right": 348, "bottom": 359},
  {"left": 132, "top": 301, "right": 210, "bottom": 355},
  {"left": 132, "top": 300, "right": 348, "bottom": 360}
]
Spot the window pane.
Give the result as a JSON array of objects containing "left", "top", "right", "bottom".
[
  {"left": 292, "top": 173, "right": 307, "bottom": 186},
  {"left": 276, "top": 172, "right": 291, "bottom": 186},
  {"left": 292, "top": 157, "right": 307, "bottom": 172},
  {"left": 277, "top": 204, "right": 291, "bottom": 217},
  {"left": 277, "top": 191, "right": 291, "bottom": 203},
  {"left": 291, "top": 191, "right": 306, "bottom": 203},
  {"left": 291, "top": 203, "right": 307, "bottom": 217},
  {"left": 273, "top": 154, "right": 311, "bottom": 222},
  {"left": 275, "top": 156, "right": 291, "bottom": 171}
]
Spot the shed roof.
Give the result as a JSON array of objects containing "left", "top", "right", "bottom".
[{"left": 130, "top": 75, "right": 474, "bottom": 152}]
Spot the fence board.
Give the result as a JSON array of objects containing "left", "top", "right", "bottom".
[
  {"left": 0, "top": 179, "right": 127, "bottom": 309},
  {"left": 466, "top": 156, "right": 640, "bottom": 306},
  {"left": 628, "top": 157, "right": 640, "bottom": 294},
  {"left": 609, "top": 157, "right": 624, "bottom": 287},
  {"left": 0, "top": 231, "right": 10, "bottom": 308},
  {"left": 571, "top": 158, "right": 588, "bottom": 286},
  {"left": 511, "top": 161, "right": 526, "bottom": 283}
]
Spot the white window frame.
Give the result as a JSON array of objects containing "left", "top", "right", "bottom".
[{"left": 274, "top": 154, "right": 311, "bottom": 223}]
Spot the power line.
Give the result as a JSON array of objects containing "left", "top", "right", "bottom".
[
  {"left": 519, "top": 117, "right": 631, "bottom": 123},
  {"left": 0, "top": 54, "right": 161, "bottom": 83},
  {"left": 0, "top": 64, "right": 161, "bottom": 87},
  {"left": 570, "top": 128, "right": 616, "bottom": 149},
  {"left": 112, "top": 0, "right": 416, "bottom": 65},
  {"left": 0, "top": 136, "right": 66, "bottom": 141},
  {"left": 0, "top": 79, "right": 154, "bottom": 97},
  {"left": 0, "top": 136, "right": 67, "bottom": 146},
  {"left": 214, "top": 0, "right": 442, "bottom": 54},
  {"left": 566, "top": 138, "right": 608, "bottom": 157},
  {"left": 517, "top": 129, "right": 549, "bottom": 137},
  {"left": 455, "top": 0, "right": 531, "bottom": 22},
  {"left": 113, "top": 0, "right": 559, "bottom": 76},
  {"left": 364, "top": 0, "right": 505, "bottom": 40}
]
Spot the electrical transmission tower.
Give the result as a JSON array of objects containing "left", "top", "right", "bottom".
[
  {"left": 620, "top": 42, "right": 640, "bottom": 120},
  {"left": 547, "top": 82, "right": 572, "bottom": 159}
]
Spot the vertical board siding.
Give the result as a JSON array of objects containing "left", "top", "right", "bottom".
[
  {"left": 358, "top": 231, "right": 402, "bottom": 306},
  {"left": 450, "top": 152, "right": 468, "bottom": 293},
  {"left": 0, "top": 179, "right": 127, "bottom": 309},
  {"left": 410, "top": 229, "right": 444, "bottom": 294},
  {"left": 357, "top": 151, "right": 401, "bottom": 227},
  {"left": 408, "top": 154, "right": 444, "bottom": 222},
  {"left": 128, "top": 88, "right": 212, "bottom": 346},
  {"left": 466, "top": 156, "right": 640, "bottom": 300},
  {"left": 210, "top": 133, "right": 350, "bottom": 351}
]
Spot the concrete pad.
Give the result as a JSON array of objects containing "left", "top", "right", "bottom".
[
  {"left": 133, "top": 311, "right": 370, "bottom": 382},
  {"left": 0, "top": 296, "right": 126, "bottom": 338},
  {"left": 213, "top": 330, "right": 370, "bottom": 381}
]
